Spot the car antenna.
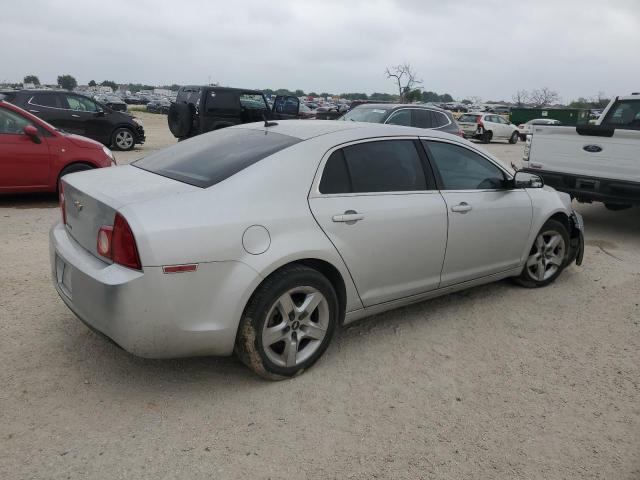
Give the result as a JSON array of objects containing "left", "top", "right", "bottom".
[{"left": 262, "top": 113, "right": 278, "bottom": 127}]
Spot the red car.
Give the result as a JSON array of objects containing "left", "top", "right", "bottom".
[{"left": 0, "top": 100, "right": 115, "bottom": 194}]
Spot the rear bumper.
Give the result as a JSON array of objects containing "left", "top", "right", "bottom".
[
  {"left": 134, "top": 124, "right": 146, "bottom": 144},
  {"left": 50, "top": 223, "right": 260, "bottom": 358},
  {"left": 522, "top": 168, "right": 640, "bottom": 206}
]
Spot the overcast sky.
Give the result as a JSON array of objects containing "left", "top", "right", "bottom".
[{"left": 1, "top": 0, "right": 638, "bottom": 101}]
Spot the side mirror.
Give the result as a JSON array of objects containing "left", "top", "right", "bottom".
[
  {"left": 513, "top": 171, "right": 543, "bottom": 188},
  {"left": 24, "top": 125, "right": 41, "bottom": 144},
  {"left": 95, "top": 108, "right": 105, "bottom": 117}
]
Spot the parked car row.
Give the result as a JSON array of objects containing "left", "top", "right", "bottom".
[
  {"left": 0, "top": 100, "right": 115, "bottom": 193},
  {"left": 0, "top": 89, "right": 145, "bottom": 150}
]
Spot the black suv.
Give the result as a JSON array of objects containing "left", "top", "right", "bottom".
[
  {"left": 1, "top": 89, "right": 145, "bottom": 150},
  {"left": 340, "top": 104, "right": 463, "bottom": 137},
  {"left": 168, "top": 86, "right": 300, "bottom": 140}
]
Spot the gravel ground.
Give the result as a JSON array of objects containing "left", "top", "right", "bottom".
[{"left": 1, "top": 113, "right": 638, "bottom": 479}]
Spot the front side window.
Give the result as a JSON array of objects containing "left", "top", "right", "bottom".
[
  {"left": 0, "top": 108, "right": 31, "bottom": 134},
  {"left": 134, "top": 128, "right": 300, "bottom": 188},
  {"left": 30, "top": 93, "right": 62, "bottom": 109},
  {"left": 424, "top": 141, "right": 506, "bottom": 190},
  {"left": 385, "top": 109, "right": 412, "bottom": 126},
  {"left": 65, "top": 95, "right": 98, "bottom": 112},
  {"left": 603, "top": 100, "right": 640, "bottom": 129},
  {"left": 319, "top": 140, "right": 428, "bottom": 194},
  {"left": 432, "top": 111, "right": 450, "bottom": 128}
]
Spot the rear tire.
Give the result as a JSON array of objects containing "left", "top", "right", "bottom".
[
  {"left": 509, "top": 131, "right": 519, "bottom": 144},
  {"left": 482, "top": 131, "right": 493, "bottom": 143},
  {"left": 235, "top": 265, "right": 339, "bottom": 380},
  {"left": 168, "top": 102, "right": 192, "bottom": 138},
  {"left": 513, "top": 219, "right": 570, "bottom": 288}
]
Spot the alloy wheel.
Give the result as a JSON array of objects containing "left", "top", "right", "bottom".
[
  {"left": 115, "top": 130, "right": 134, "bottom": 149},
  {"left": 261, "top": 286, "right": 330, "bottom": 368},
  {"left": 526, "top": 230, "right": 566, "bottom": 281}
]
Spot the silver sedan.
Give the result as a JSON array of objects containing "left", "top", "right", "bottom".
[{"left": 50, "top": 120, "right": 584, "bottom": 379}]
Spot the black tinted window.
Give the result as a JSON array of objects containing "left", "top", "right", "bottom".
[
  {"left": 425, "top": 141, "right": 506, "bottom": 190},
  {"left": 343, "top": 140, "right": 427, "bottom": 192},
  {"left": 134, "top": 128, "right": 300, "bottom": 188},
  {"left": 206, "top": 91, "right": 239, "bottom": 111},
  {"left": 319, "top": 150, "right": 351, "bottom": 194},
  {"left": 413, "top": 109, "right": 433, "bottom": 129},
  {"left": 30, "top": 93, "right": 62, "bottom": 108},
  {"left": 432, "top": 111, "right": 450, "bottom": 128}
]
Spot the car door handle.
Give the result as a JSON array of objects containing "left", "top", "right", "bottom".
[
  {"left": 71, "top": 114, "right": 81, "bottom": 118},
  {"left": 332, "top": 210, "right": 364, "bottom": 223},
  {"left": 451, "top": 202, "right": 472, "bottom": 213}
]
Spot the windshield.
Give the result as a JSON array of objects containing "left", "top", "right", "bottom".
[
  {"left": 134, "top": 128, "right": 301, "bottom": 188},
  {"left": 341, "top": 107, "right": 390, "bottom": 123}
]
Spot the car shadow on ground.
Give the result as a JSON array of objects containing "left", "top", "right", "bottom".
[{"left": 0, "top": 192, "right": 58, "bottom": 208}]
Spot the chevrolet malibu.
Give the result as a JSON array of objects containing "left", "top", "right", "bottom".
[{"left": 50, "top": 121, "right": 584, "bottom": 379}]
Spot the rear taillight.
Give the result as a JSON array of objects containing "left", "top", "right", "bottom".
[
  {"left": 59, "top": 182, "right": 67, "bottom": 225},
  {"left": 97, "top": 213, "right": 142, "bottom": 270},
  {"left": 476, "top": 116, "right": 484, "bottom": 129},
  {"left": 457, "top": 129, "right": 465, "bottom": 137}
]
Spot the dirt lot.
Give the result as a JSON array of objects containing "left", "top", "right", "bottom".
[{"left": 1, "top": 112, "right": 639, "bottom": 479}]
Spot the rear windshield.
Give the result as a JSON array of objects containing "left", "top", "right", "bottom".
[
  {"left": 458, "top": 114, "right": 480, "bottom": 123},
  {"left": 134, "top": 128, "right": 301, "bottom": 188},
  {"left": 341, "top": 106, "right": 390, "bottom": 123}
]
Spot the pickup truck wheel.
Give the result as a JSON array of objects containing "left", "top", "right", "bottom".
[
  {"left": 482, "top": 131, "right": 493, "bottom": 143},
  {"left": 514, "top": 219, "right": 569, "bottom": 288},
  {"left": 509, "top": 131, "right": 519, "bottom": 144},
  {"left": 111, "top": 128, "right": 135, "bottom": 151},
  {"left": 604, "top": 203, "right": 632, "bottom": 211}
]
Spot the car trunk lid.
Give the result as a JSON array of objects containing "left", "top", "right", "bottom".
[{"left": 61, "top": 165, "right": 199, "bottom": 261}]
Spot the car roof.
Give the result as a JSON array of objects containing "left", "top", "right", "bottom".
[
  {"left": 233, "top": 119, "right": 463, "bottom": 142},
  {"left": 180, "top": 85, "right": 263, "bottom": 95},
  {"left": 353, "top": 103, "right": 450, "bottom": 114}
]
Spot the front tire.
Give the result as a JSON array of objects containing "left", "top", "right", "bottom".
[
  {"left": 57, "top": 163, "right": 94, "bottom": 193},
  {"left": 235, "top": 265, "right": 339, "bottom": 380},
  {"left": 111, "top": 127, "right": 135, "bottom": 151},
  {"left": 604, "top": 203, "right": 632, "bottom": 211},
  {"left": 509, "top": 131, "right": 519, "bottom": 144},
  {"left": 514, "top": 219, "right": 570, "bottom": 288}
]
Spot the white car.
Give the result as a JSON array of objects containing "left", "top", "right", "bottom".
[
  {"left": 50, "top": 120, "right": 584, "bottom": 379},
  {"left": 458, "top": 112, "right": 519, "bottom": 144},
  {"left": 517, "top": 118, "right": 561, "bottom": 141}
]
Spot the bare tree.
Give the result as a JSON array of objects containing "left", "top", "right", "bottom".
[
  {"left": 385, "top": 63, "right": 422, "bottom": 103},
  {"left": 512, "top": 89, "right": 530, "bottom": 106},
  {"left": 529, "top": 87, "right": 560, "bottom": 107},
  {"left": 592, "top": 91, "right": 610, "bottom": 109}
]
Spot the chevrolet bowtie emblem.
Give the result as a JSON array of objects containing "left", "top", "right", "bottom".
[{"left": 73, "top": 200, "right": 83, "bottom": 212}]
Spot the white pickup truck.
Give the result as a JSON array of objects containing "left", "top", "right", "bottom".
[{"left": 522, "top": 93, "right": 640, "bottom": 210}]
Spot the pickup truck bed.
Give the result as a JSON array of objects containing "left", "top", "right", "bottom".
[{"left": 522, "top": 125, "right": 640, "bottom": 207}]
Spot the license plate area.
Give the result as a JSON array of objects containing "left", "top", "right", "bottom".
[{"left": 56, "top": 255, "right": 73, "bottom": 299}]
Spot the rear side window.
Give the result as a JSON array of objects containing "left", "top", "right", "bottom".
[
  {"left": 385, "top": 109, "right": 412, "bottom": 126},
  {"left": 29, "top": 93, "right": 62, "bottom": 108},
  {"left": 432, "top": 111, "right": 450, "bottom": 128},
  {"left": 206, "top": 91, "right": 239, "bottom": 112},
  {"left": 603, "top": 100, "right": 640, "bottom": 129},
  {"left": 319, "top": 140, "right": 428, "bottom": 194},
  {"left": 319, "top": 150, "right": 351, "bottom": 194},
  {"left": 134, "top": 128, "right": 301, "bottom": 188},
  {"left": 412, "top": 109, "right": 433, "bottom": 129}
]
